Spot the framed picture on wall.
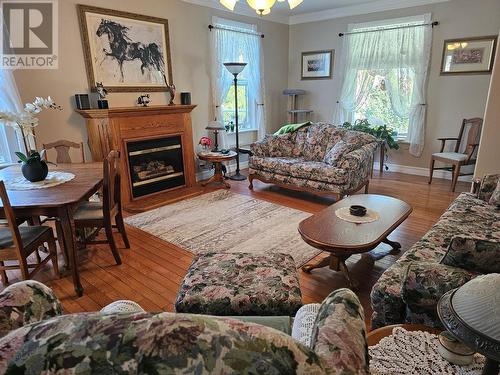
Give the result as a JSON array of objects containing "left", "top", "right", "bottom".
[
  {"left": 441, "top": 36, "right": 497, "bottom": 75},
  {"left": 301, "top": 50, "right": 334, "bottom": 80},
  {"left": 77, "top": 5, "right": 173, "bottom": 92}
]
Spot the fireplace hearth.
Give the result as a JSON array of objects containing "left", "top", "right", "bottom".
[{"left": 127, "top": 136, "right": 185, "bottom": 198}]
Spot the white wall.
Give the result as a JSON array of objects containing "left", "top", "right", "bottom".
[
  {"left": 475, "top": 32, "right": 500, "bottom": 178},
  {"left": 288, "top": 0, "right": 500, "bottom": 169},
  {"left": 13, "top": 0, "right": 289, "bottom": 161}
]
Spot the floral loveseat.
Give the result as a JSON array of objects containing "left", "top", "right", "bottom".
[
  {"left": 249, "top": 122, "right": 378, "bottom": 200},
  {"left": 0, "top": 280, "right": 369, "bottom": 374},
  {"left": 371, "top": 174, "right": 500, "bottom": 329}
]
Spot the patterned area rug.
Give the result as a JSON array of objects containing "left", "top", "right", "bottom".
[{"left": 125, "top": 190, "right": 321, "bottom": 267}]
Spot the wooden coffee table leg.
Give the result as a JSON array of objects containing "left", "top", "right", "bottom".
[
  {"left": 382, "top": 238, "right": 402, "bottom": 253},
  {"left": 302, "top": 255, "right": 331, "bottom": 273},
  {"left": 331, "top": 254, "right": 357, "bottom": 289}
]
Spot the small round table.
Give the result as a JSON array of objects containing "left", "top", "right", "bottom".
[
  {"left": 438, "top": 275, "right": 500, "bottom": 375},
  {"left": 198, "top": 151, "right": 237, "bottom": 189}
]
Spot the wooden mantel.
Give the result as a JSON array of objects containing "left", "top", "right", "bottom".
[{"left": 76, "top": 105, "right": 198, "bottom": 212}]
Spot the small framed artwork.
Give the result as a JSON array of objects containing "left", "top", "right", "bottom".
[
  {"left": 441, "top": 36, "right": 497, "bottom": 75},
  {"left": 78, "top": 5, "right": 173, "bottom": 92},
  {"left": 301, "top": 50, "right": 334, "bottom": 80}
]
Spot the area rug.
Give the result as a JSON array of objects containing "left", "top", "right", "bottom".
[{"left": 125, "top": 190, "right": 321, "bottom": 267}]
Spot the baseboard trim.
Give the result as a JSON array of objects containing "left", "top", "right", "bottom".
[
  {"left": 197, "top": 161, "right": 472, "bottom": 183},
  {"left": 373, "top": 162, "right": 473, "bottom": 182}
]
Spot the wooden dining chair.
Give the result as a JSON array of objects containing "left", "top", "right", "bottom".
[
  {"left": 428, "top": 118, "right": 483, "bottom": 192},
  {"left": 70, "top": 150, "right": 129, "bottom": 265},
  {"left": 0, "top": 181, "right": 59, "bottom": 285},
  {"left": 43, "top": 140, "right": 85, "bottom": 164}
]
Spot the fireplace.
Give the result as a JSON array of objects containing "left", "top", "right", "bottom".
[
  {"left": 75, "top": 105, "right": 197, "bottom": 212},
  {"left": 126, "top": 136, "right": 185, "bottom": 198}
]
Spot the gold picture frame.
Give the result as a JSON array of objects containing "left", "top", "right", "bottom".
[
  {"left": 440, "top": 36, "right": 497, "bottom": 75},
  {"left": 77, "top": 5, "right": 174, "bottom": 92}
]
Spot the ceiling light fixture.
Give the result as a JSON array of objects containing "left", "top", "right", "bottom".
[{"left": 220, "top": 0, "right": 303, "bottom": 16}]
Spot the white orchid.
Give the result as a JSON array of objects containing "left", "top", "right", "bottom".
[{"left": 0, "top": 96, "right": 62, "bottom": 154}]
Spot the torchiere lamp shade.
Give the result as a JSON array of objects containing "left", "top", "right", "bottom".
[{"left": 224, "top": 62, "right": 247, "bottom": 76}]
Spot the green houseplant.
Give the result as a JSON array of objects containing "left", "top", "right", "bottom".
[
  {"left": 0, "top": 97, "right": 62, "bottom": 182},
  {"left": 340, "top": 119, "right": 400, "bottom": 150}
]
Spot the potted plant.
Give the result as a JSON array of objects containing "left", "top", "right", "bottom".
[
  {"left": 0, "top": 97, "right": 62, "bottom": 182},
  {"left": 341, "top": 119, "right": 400, "bottom": 150}
]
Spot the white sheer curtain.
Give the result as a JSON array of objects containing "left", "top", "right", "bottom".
[
  {"left": 0, "top": 69, "right": 24, "bottom": 163},
  {"left": 210, "top": 17, "right": 266, "bottom": 148},
  {"left": 334, "top": 14, "right": 433, "bottom": 157}
]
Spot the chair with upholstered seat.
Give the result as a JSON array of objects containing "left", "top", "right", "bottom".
[
  {"left": 428, "top": 118, "right": 483, "bottom": 192},
  {"left": 43, "top": 140, "right": 85, "bottom": 164},
  {"left": 71, "top": 150, "right": 129, "bottom": 265},
  {"left": 0, "top": 181, "right": 59, "bottom": 285}
]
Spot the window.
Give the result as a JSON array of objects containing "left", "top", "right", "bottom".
[
  {"left": 210, "top": 17, "right": 266, "bottom": 144},
  {"left": 335, "top": 14, "right": 432, "bottom": 155},
  {"left": 222, "top": 80, "right": 250, "bottom": 130},
  {"left": 355, "top": 70, "right": 414, "bottom": 137}
]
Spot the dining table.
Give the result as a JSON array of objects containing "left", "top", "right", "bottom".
[{"left": 0, "top": 163, "right": 103, "bottom": 297}]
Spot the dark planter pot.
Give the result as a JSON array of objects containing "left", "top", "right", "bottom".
[{"left": 21, "top": 160, "right": 48, "bottom": 182}]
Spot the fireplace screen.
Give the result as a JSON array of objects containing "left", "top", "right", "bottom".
[{"left": 126, "top": 136, "right": 185, "bottom": 198}]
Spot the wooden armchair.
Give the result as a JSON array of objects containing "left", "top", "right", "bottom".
[
  {"left": 0, "top": 181, "right": 59, "bottom": 285},
  {"left": 429, "top": 118, "right": 483, "bottom": 192},
  {"left": 43, "top": 140, "right": 85, "bottom": 164}
]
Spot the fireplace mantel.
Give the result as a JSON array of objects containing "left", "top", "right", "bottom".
[{"left": 76, "top": 105, "right": 197, "bottom": 211}]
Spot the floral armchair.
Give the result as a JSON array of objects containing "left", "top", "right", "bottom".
[
  {"left": 249, "top": 122, "right": 378, "bottom": 200},
  {"left": 371, "top": 174, "right": 500, "bottom": 329},
  {"left": 0, "top": 280, "right": 369, "bottom": 374}
]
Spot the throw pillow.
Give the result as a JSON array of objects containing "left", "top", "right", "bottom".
[
  {"left": 489, "top": 180, "right": 500, "bottom": 206},
  {"left": 441, "top": 236, "right": 500, "bottom": 273},
  {"left": 323, "top": 140, "right": 354, "bottom": 166}
]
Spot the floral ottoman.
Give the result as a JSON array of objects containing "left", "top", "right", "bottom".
[{"left": 175, "top": 252, "right": 303, "bottom": 316}]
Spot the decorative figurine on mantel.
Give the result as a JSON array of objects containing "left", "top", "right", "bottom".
[
  {"left": 137, "top": 94, "right": 151, "bottom": 107},
  {"left": 96, "top": 82, "right": 109, "bottom": 109},
  {"left": 163, "top": 73, "right": 176, "bottom": 106},
  {"left": 167, "top": 83, "right": 176, "bottom": 106}
]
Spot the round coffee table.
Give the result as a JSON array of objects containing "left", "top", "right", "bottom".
[{"left": 198, "top": 151, "right": 237, "bottom": 189}]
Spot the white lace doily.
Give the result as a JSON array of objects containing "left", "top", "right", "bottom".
[
  {"left": 291, "top": 303, "right": 321, "bottom": 348},
  {"left": 4, "top": 171, "right": 75, "bottom": 191},
  {"left": 335, "top": 206, "right": 379, "bottom": 224},
  {"left": 369, "top": 327, "right": 485, "bottom": 375},
  {"left": 100, "top": 300, "right": 145, "bottom": 315}
]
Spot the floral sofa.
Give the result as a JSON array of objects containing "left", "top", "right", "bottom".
[
  {"left": 249, "top": 122, "right": 378, "bottom": 200},
  {"left": 371, "top": 174, "right": 500, "bottom": 329},
  {"left": 0, "top": 280, "right": 369, "bottom": 374}
]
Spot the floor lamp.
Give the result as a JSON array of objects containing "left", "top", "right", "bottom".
[{"left": 224, "top": 62, "right": 247, "bottom": 181}]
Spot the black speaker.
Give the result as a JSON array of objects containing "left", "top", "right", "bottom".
[
  {"left": 75, "top": 94, "right": 90, "bottom": 110},
  {"left": 97, "top": 99, "right": 109, "bottom": 109},
  {"left": 181, "top": 92, "right": 191, "bottom": 105}
]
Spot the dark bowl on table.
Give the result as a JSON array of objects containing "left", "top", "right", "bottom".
[{"left": 350, "top": 205, "right": 367, "bottom": 217}]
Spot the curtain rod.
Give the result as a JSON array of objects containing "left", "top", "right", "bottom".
[
  {"left": 339, "top": 21, "right": 439, "bottom": 37},
  {"left": 208, "top": 24, "right": 264, "bottom": 38}
]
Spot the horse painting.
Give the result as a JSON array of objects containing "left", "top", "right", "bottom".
[{"left": 96, "top": 19, "right": 165, "bottom": 82}]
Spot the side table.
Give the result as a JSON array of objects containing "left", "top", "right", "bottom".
[{"left": 198, "top": 151, "right": 237, "bottom": 189}]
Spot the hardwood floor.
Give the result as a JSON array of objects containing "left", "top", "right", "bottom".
[{"left": 1, "top": 171, "right": 469, "bottom": 328}]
